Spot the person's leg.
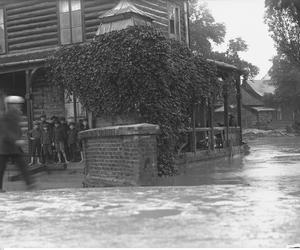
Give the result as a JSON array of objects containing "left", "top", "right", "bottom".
[
  {"left": 13, "top": 154, "right": 34, "bottom": 187},
  {"left": 70, "top": 144, "right": 76, "bottom": 162},
  {"left": 29, "top": 140, "right": 35, "bottom": 166},
  {"left": 42, "top": 145, "right": 47, "bottom": 164},
  {"left": 46, "top": 145, "right": 52, "bottom": 164},
  {"left": 42, "top": 145, "right": 46, "bottom": 164},
  {"left": 60, "top": 142, "right": 69, "bottom": 163},
  {"left": 62, "top": 150, "right": 69, "bottom": 164},
  {"left": 0, "top": 155, "right": 9, "bottom": 190},
  {"left": 57, "top": 151, "right": 62, "bottom": 163},
  {"left": 55, "top": 143, "right": 62, "bottom": 163},
  {"left": 29, "top": 156, "right": 34, "bottom": 166},
  {"left": 32, "top": 140, "right": 38, "bottom": 165},
  {"left": 36, "top": 141, "right": 42, "bottom": 164},
  {"left": 79, "top": 140, "right": 84, "bottom": 163},
  {"left": 80, "top": 151, "right": 84, "bottom": 163},
  {"left": 65, "top": 140, "right": 70, "bottom": 161}
]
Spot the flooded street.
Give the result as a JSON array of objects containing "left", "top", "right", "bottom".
[{"left": 2, "top": 136, "right": 300, "bottom": 247}]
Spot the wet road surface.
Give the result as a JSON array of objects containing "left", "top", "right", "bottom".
[{"left": 1, "top": 137, "right": 300, "bottom": 247}]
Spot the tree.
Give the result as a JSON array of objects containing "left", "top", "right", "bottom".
[
  {"left": 269, "top": 54, "right": 300, "bottom": 111},
  {"left": 212, "top": 38, "right": 259, "bottom": 78},
  {"left": 265, "top": 0, "right": 300, "bottom": 112},
  {"left": 189, "top": 1, "right": 226, "bottom": 57},
  {"left": 265, "top": 0, "right": 300, "bottom": 67},
  {"left": 189, "top": 2, "right": 259, "bottom": 78}
]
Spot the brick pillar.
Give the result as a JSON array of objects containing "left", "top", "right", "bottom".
[{"left": 79, "top": 123, "right": 160, "bottom": 187}]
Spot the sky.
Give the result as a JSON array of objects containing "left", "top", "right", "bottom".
[{"left": 200, "top": 0, "right": 277, "bottom": 80}]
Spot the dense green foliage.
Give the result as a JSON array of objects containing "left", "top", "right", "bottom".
[
  {"left": 265, "top": 0, "right": 300, "bottom": 113},
  {"left": 212, "top": 38, "right": 259, "bottom": 79},
  {"left": 47, "top": 25, "right": 219, "bottom": 176},
  {"left": 265, "top": 0, "right": 300, "bottom": 66},
  {"left": 268, "top": 54, "right": 300, "bottom": 111},
  {"left": 188, "top": 2, "right": 258, "bottom": 78}
]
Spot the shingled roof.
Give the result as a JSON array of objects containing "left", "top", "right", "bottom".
[{"left": 99, "top": 0, "right": 152, "bottom": 22}]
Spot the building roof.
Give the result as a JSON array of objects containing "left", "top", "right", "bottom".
[
  {"left": 99, "top": 0, "right": 152, "bottom": 21},
  {"left": 246, "top": 79, "right": 275, "bottom": 97}
]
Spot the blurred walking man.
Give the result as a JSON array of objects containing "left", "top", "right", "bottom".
[{"left": 0, "top": 95, "right": 35, "bottom": 192}]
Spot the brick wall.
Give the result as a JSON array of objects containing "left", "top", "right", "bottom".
[
  {"left": 79, "top": 123, "right": 160, "bottom": 187},
  {"left": 32, "top": 69, "right": 65, "bottom": 120}
]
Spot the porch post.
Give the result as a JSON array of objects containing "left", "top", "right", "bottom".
[
  {"left": 25, "top": 70, "right": 33, "bottom": 130},
  {"left": 191, "top": 104, "right": 197, "bottom": 154},
  {"left": 73, "top": 94, "right": 77, "bottom": 123},
  {"left": 25, "top": 68, "right": 38, "bottom": 130},
  {"left": 199, "top": 97, "right": 207, "bottom": 127},
  {"left": 208, "top": 97, "right": 215, "bottom": 151},
  {"left": 236, "top": 73, "right": 243, "bottom": 144},
  {"left": 223, "top": 83, "right": 229, "bottom": 147}
]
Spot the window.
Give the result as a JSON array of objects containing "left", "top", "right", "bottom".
[
  {"left": 59, "top": 0, "right": 83, "bottom": 45},
  {"left": 168, "top": 3, "right": 181, "bottom": 41},
  {"left": 0, "top": 9, "right": 5, "bottom": 54}
]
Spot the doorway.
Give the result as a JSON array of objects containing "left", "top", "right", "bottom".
[{"left": 0, "top": 71, "right": 27, "bottom": 115}]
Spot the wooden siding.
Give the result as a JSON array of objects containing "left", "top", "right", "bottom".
[
  {"left": 1, "top": 0, "right": 188, "bottom": 55},
  {"left": 5, "top": 0, "right": 59, "bottom": 53},
  {"left": 83, "top": 0, "right": 187, "bottom": 43},
  {"left": 84, "top": 0, "right": 118, "bottom": 41},
  {"left": 133, "top": 0, "right": 168, "bottom": 34}
]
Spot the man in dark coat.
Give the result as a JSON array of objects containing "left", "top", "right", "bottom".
[
  {"left": 41, "top": 124, "right": 53, "bottom": 164},
  {"left": 67, "top": 122, "right": 78, "bottom": 162},
  {"left": 0, "top": 96, "right": 34, "bottom": 191}
]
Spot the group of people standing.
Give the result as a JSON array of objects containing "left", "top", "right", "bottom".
[
  {"left": 27, "top": 114, "right": 90, "bottom": 166},
  {"left": 0, "top": 92, "right": 91, "bottom": 192}
]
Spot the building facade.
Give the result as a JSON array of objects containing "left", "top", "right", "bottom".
[
  {"left": 0, "top": 0, "right": 190, "bottom": 128},
  {"left": 241, "top": 80, "right": 277, "bottom": 129}
]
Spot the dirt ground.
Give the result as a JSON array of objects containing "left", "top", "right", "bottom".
[{"left": 3, "top": 162, "right": 84, "bottom": 191}]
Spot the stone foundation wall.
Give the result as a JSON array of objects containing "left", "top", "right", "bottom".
[{"left": 79, "top": 123, "right": 160, "bottom": 187}]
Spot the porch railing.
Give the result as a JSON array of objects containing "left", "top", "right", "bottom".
[{"left": 178, "top": 127, "right": 241, "bottom": 155}]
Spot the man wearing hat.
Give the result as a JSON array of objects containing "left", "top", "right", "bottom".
[
  {"left": 27, "top": 120, "right": 42, "bottom": 166},
  {"left": 0, "top": 96, "right": 35, "bottom": 191}
]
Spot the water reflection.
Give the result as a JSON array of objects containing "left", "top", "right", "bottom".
[
  {"left": 157, "top": 157, "right": 245, "bottom": 186},
  {"left": 2, "top": 137, "right": 300, "bottom": 247}
]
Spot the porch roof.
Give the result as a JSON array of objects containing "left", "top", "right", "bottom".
[
  {"left": 207, "top": 59, "right": 245, "bottom": 75},
  {"left": 0, "top": 47, "right": 57, "bottom": 74},
  {"left": 251, "top": 107, "right": 277, "bottom": 113}
]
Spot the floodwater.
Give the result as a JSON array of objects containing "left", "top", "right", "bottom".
[{"left": 2, "top": 136, "right": 300, "bottom": 247}]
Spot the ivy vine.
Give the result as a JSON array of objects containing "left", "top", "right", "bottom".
[{"left": 47, "top": 25, "right": 220, "bottom": 176}]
